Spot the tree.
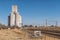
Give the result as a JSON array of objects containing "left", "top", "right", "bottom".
[
  {"left": 24, "top": 25, "right": 28, "bottom": 27},
  {"left": 29, "top": 25, "right": 33, "bottom": 27},
  {"left": 35, "top": 25, "right": 37, "bottom": 27},
  {"left": 50, "top": 25, "right": 54, "bottom": 27}
]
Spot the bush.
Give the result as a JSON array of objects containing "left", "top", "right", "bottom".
[{"left": 29, "top": 25, "right": 33, "bottom": 27}]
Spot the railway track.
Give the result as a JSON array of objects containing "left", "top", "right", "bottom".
[
  {"left": 42, "top": 31, "right": 60, "bottom": 38},
  {"left": 23, "top": 27, "right": 60, "bottom": 38}
]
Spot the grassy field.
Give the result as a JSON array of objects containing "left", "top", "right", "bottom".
[{"left": 0, "top": 28, "right": 60, "bottom": 40}]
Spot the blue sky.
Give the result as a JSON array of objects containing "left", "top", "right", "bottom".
[{"left": 0, "top": 0, "right": 60, "bottom": 26}]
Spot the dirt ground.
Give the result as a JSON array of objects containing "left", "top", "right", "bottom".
[{"left": 0, "top": 29, "right": 60, "bottom": 40}]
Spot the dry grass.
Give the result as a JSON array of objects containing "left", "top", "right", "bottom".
[{"left": 0, "top": 28, "right": 60, "bottom": 40}]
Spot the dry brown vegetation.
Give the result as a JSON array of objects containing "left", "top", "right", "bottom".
[
  {"left": 0, "top": 24, "right": 60, "bottom": 40},
  {"left": 0, "top": 28, "right": 59, "bottom": 40}
]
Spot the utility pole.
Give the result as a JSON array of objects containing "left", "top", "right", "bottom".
[
  {"left": 56, "top": 21, "right": 58, "bottom": 27},
  {"left": 46, "top": 19, "right": 47, "bottom": 27},
  {"left": 45, "top": 19, "right": 47, "bottom": 40}
]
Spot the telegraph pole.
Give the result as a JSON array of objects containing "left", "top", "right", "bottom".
[
  {"left": 46, "top": 19, "right": 47, "bottom": 27},
  {"left": 45, "top": 19, "right": 48, "bottom": 40},
  {"left": 56, "top": 21, "right": 58, "bottom": 27}
]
